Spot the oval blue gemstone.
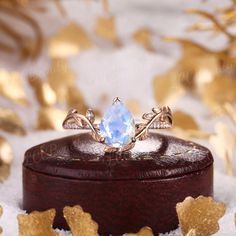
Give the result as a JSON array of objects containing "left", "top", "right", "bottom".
[{"left": 99, "top": 100, "right": 135, "bottom": 148}]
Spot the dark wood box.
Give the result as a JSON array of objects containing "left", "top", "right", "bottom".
[{"left": 23, "top": 132, "right": 213, "bottom": 235}]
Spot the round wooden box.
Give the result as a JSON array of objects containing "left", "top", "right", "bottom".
[{"left": 23, "top": 132, "right": 213, "bottom": 235}]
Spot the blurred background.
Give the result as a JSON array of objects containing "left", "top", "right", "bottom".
[{"left": 0, "top": 0, "right": 236, "bottom": 235}]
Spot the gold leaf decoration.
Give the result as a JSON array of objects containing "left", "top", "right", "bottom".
[
  {"left": 0, "top": 136, "right": 13, "bottom": 182},
  {"left": 126, "top": 99, "right": 142, "bottom": 115},
  {"left": 224, "top": 103, "right": 236, "bottom": 125},
  {"left": 126, "top": 226, "right": 154, "bottom": 236},
  {"left": 95, "top": 16, "right": 120, "bottom": 46},
  {"left": 17, "top": 209, "right": 59, "bottom": 236},
  {"left": 63, "top": 205, "right": 99, "bottom": 236},
  {"left": 0, "top": 107, "right": 26, "bottom": 135},
  {"left": 49, "top": 22, "right": 93, "bottom": 58},
  {"left": 0, "top": 163, "right": 11, "bottom": 183},
  {"left": 209, "top": 122, "right": 235, "bottom": 175},
  {"left": 173, "top": 110, "right": 199, "bottom": 131},
  {"left": 0, "top": 206, "right": 2, "bottom": 234},
  {"left": 28, "top": 75, "right": 57, "bottom": 107},
  {"left": 48, "top": 58, "right": 75, "bottom": 103},
  {"left": 133, "top": 28, "right": 154, "bottom": 51},
  {"left": 234, "top": 213, "right": 236, "bottom": 228},
  {"left": 0, "top": 1, "right": 44, "bottom": 59},
  {"left": 202, "top": 75, "right": 236, "bottom": 114},
  {"left": 0, "top": 70, "right": 28, "bottom": 106},
  {"left": 37, "top": 107, "right": 67, "bottom": 130},
  {"left": 172, "top": 110, "right": 210, "bottom": 140},
  {"left": 0, "top": 136, "right": 13, "bottom": 165},
  {"left": 153, "top": 73, "right": 185, "bottom": 106},
  {"left": 162, "top": 37, "right": 218, "bottom": 92},
  {"left": 186, "top": 229, "right": 196, "bottom": 236},
  {"left": 67, "top": 87, "right": 88, "bottom": 114},
  {"left": 176, "top": 196, "right": 226, "bottom": 236}
]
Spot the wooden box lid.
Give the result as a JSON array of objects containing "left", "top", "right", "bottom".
[{"left": 23, "top": 132, "right": 213, "bottom": 180}]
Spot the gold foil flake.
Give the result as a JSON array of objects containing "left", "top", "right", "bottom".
[
  {"left": 0, "top": 136, "right": 13, "bottom": 165},
  {"left": 54, "top": 0, "right": 67, "bottom": 17},
  {"left": 0, "top": 70, "right": 28, "bottom": 106},
  {"left": 28, "top": 75, "right": 57, "bottom": 107},
  {"left": 173, "top": 128, "right": 210, "bottom": 140},
  {"left": 126, "top": 226, "right": 154, "bottom": 236},
  {"left": 0, "top": 163, "right": 10, "bottom": 182},
  {"left": 17, "top": 209, "right": 59, "bottom": 236},
  {"left": 186, "top": 8, "right": 234, "bottom": 39},
  {"left": 126, "top": 99, "right": 142, "bottom": 115},
  {"left": 133, "top": 28, "right": 154, "bottom": 51},
  {"left": 234, "top": 213, "right": 236, "bottom": 228},
  {"left": 0, "top": 206, "right": 2, "bottom": 234},
  {"left": 186, "top": 229, "right": 196, "bottom": 236},
  {"left": 172, "top": 110, "right": 210, "bottom": 140},
  {"left": 153, "top": 73, "right": 185, "bottom": 106},
  {"left": 49, "top": 22, "right": 92, "bottom": 58},
  {"left": 202, "top": 75, "right": 236, "bottom": 113},
  {"left": 209, "top": 122, "right": 235, "bottom": 176},
  {"left": 67, "top": 87, "right": 88, "bottom": 114},
  {"left": 102, "top": 0, "right": 110, "bottom": 14},
  {"left": 176, "top": 196, "right": 226, "bottom": 236},
  {"left": 0, "top": 2, "right": 44, "bottom": 59},
  {"left": 95, "top": 16, "right": 120, "bottom": 46},
  {"left": 0, "top": 107, "right": 26, "bottom": 135},
  {"left": 223, "top": 103, "right": 236, "bottom": 125},
  {"left": 48, "top": 58, "right": 75, "bottom": 103},
  {"left": 160, "top": 37, "right": 219, "bottom": 93},
  {"left": 63, "top": 205, "right": 99, "bottom": 236},
  {"left": 37, "top": 107, "right": 67, "bottom": 130},
  {"left": 173, "top": 110, "right": 199, "bottom": 131}
]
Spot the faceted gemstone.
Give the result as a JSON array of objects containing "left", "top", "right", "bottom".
[{"left": 99, "top": 99, "right": 135, "bottom": 148}]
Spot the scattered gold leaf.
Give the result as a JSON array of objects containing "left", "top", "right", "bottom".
[
  {"left": 133, "top": 28, "right": 154, "bottom": 51},
  {"left": 102, "top": 0, "right": 109, "bottom": 14},
  {"left": 234, "top": 213, "right": 236, "bottom": 228},
  {"left": 17, "top": 209, "right": 59, "bottom": 236},
  {"left": 186, "top": 229, "right": 196, "bottom": 236},
  {"left": 67, "top": 87, "right": 88, "bottom": 114},
  {"left": 0, "top": 136, "right": 13, "bottom": 165},
  {"left": 209, "top": 122, "right": 235, "bottom": 175},
  {"left": 37, "top": 107, "right": 67, "bottom": 130},
  {"left": 223, "top": 103, "right": 236, "bottom": 125},
  {"left": 0, "top": 70, "right": 28, "bottom": 106},
  {"left": 126, "top": 99, "right": 142, "bottom": 115},
  {"left": 28, "top": 75, "right": 57, "bottom": 107},
  {"left": 0, "top": 107, "right": 26, "bottom": 135},
  {"left": 176, "top": 196, "right": 226, "bottom": 236},
  {"left": 186, "top": 8, "right": 234, "bottom": 40},
  {"left": 0, "top": 163, "right": 11, "bottom": 182},
  {"left": 49, "top": 22, "right": 92, "bottom": 57},
  {"left": 173, "top": 128, "right": 211, "bottom": 140},
  {"left": 63, "top": 205, "right": 99, "bottom": 236},
  {"left": 95, "top": 16, "right": 120, "bottom": 46},
  {"left": 0, "top": 2, "right": 44, "bottom": 59},
  {"left": 172, "top": 110, "right": 210, "bottom": 140},
  {"left": 163, "top": 37, "right": 218, "bottom": 92},
  {"left": 48, "top": 58, "right": 75, "bottom": 103},
  {"left": 0, "top": 206, "right": 2, "bottom": 234},
  {"left": 173, "top": 110, "right": 199, "bottom": 131},
  {"left": 153, "top": 73, "right": 185, "bottom": 106},
  {"left": 202, "top": 75, "right": 236, "bottom": 113},
  {"left": 54, "top": 0, "right": 67, "bottom": 17},
  {"left": 126, "top": 226, "right": 154, "bottom": 236}
]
